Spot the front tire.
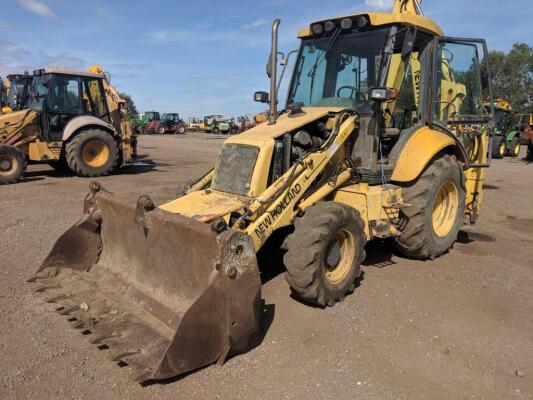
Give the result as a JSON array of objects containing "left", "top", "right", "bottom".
[
  {"left": 284, "top": 202, "right": 366, "bottom": 307},
  {"left": 176, "top": 123, "right": 186, "bottom": 134},
  {"left": 395, "top": 154, "right": 465, "bottom": 260},
  {"left": 0, "top": 144, "right": 27, "bottom": 184},
  {"left": 507, "top": 137, "right": 520, "bottom": 157},
  {"left": 65, "top": 129, "right": 119, "bottom": 177},
  {"left": 491, "top": 136, "right": 506, "bottom": 159}
]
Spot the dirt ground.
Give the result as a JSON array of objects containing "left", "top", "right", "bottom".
[{"left": 1, "top": 133, "right": 532, "bottom": 400}]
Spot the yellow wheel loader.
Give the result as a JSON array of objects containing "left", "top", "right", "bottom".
[
  {"left": 31, "top": 0, "right": 494, "bottom": 383},
  {"left": 1, "top": 73, "right": 33, "bottom": 114},
  {"left": 0, "top": 65, "right": 136, "bottom": 184}
]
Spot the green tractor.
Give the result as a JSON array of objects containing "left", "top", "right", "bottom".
[
  {"left": 490, "top": 100, "right": 525, "bottom": 159},
  {"left": 132, "top": 111, "right": 161, "bottom": 134},
  {"left": 203, "top": 114, "right": 231, "bottom": 134}
]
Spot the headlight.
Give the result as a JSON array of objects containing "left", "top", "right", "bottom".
[
  {"left": 340, "top": 18, "right": 353, "bottom": 30},
  {"left": 311, "top": 23, "right": 324, "bottom": 35},
  {"left": 324, "top": 20, "right": 336, "bottom": 32}
]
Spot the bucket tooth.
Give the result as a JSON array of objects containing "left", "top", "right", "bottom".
[
  {"left": 46, "top": 295, "right": 69, "bottom": 303},
  {"left": 111, "top": 350, "right": 142, "bottom": 362},
  {"left": 59, "top": 305, "right": 80, "bottom": 315},
  {"left": 35, "top": 284, "right": 61, "bottom": 293}
]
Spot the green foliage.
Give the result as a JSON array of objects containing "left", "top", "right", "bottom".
[
  {"left": 118, "top": 91, "right": 139, "bottom": 119},
  {"left": 482, "top": 43, "right": 533, "bottom": 113}
]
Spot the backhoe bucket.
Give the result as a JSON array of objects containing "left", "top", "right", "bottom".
[{"left": 31, "top": 182, "right": 261, "bottom": 382}]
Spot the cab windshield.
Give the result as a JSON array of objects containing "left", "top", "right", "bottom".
[
  {"left": 494, "top": 110, "right": 510, "bottom": 132},
  {"left": 6, "top": 77, "right": 31, "bottom": 110},
  {"left": 288, "top": 27, "right": 390, "bottom": 113},
  {"left": 27, "top": 75, "right": 48, "bottom": 111}
]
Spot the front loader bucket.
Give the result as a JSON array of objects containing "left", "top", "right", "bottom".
[{"left": 31, "top": 182, "right": 261, "bottom": 382}]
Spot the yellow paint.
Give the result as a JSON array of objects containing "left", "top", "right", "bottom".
[
  {"left": 300, "top": 12, "right": 443, "bottom": 39},
  {"left": 432, "top": 180, "right": 459, "bottom": 237},
  {"left": 160, "top": 189, "right": 248, "bottom": 222},
  {"left": 225, "top": 107, "right": 339, "bottom": 145},
  {"left": 323, "top": 229, "right": 356, "bottom": 284},
  {"left": 82, "top": 139, "right": 109, "bottom": 167},
  {"left": 241, "top": 116, "right": 357, "bottom": 250},
  {"left": 27, "top": 140, "right": 61, "bottom": 161},
  {"left": 391, "top": 126, "right": 456, "bottom": 182},
  {"left": 333, "top": 184, "right": 402, "bottom": 238}
]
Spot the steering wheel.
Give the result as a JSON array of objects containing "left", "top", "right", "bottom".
[{"left": 336, "top": 85, "right": 365, "bottom": 102}]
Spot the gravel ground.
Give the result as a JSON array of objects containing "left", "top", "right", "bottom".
[{"left": 1, "top": 133, "right": 532, "bottom": 400}]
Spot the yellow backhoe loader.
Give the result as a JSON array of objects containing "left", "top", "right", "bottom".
[
  {"left": 31, "top": 0, "right": 494, "bottom": 383},
  {"left": 1, "top": 73, "right": 33, "bottom": 114},
  {"left": 0, "top": 65, "right": 136, "bottom": 184}
]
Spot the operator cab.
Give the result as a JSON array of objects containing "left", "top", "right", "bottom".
[
  {"left": 28, "top": 69, "right": 111, "bottom": 141},
  {"left": 5, "top": 73, "right": 32, "bottom": 111}
]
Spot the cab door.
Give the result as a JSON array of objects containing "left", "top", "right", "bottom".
[
  {"left": 429, "top": 37, "right": 494, "bottom": 167},
  {"left": 44, "top": 75, "right": 84, "bottom": 141}
]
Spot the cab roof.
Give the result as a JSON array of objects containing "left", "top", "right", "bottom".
[
  {"left": 298, "top": 12, "right": 443, "bottom": 38},
  {"left": 33, "top": 68, "right": 105, "bottom": 79}
]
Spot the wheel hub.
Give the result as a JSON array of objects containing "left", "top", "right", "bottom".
[
  {"left": 0, "top": 155, "right": 15, "bottom": 175},
  {"left": 82, "top": 140, "right": 109, "bottom": 168},
  {"left": 499, "top": 142, "right": 506, "bottom": 156},
  {"left": 324, "top": 230, "right": 356, "bottom": 285},
  {"left": 432, "top": 180, "right": 459, "bottom": 238}
]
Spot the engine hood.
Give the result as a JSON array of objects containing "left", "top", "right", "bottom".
[
  {"left": 224, "top": 107, "right": 343, "bottom": 146},
  {"left": 159, "top": 189, "right": 248, "bottom": 222}
]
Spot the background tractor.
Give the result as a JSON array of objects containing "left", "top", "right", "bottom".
[
  {"left": 187, "top": 117, "right": 203, "bottom": 131},
  {"left": 136, "top": 111, "right": 161, "bottom": 134},
  {"left": 155, "top": 112, "right": 187, "bottom": 134},
  {"left": 0, "top": 65, "right": 136, "bottom": 184},
  {"left": 490, "top": 99, "right": 524, "bottom": 158},
  {"left": 33, "top": 0, "right": 494, "bottom": 383},
  {"left": 203, "top": 114, "right": 231, "bottom": 134}
]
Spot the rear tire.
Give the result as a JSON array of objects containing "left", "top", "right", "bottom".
[
  {"left": 0, "top": 144, "right": 26, "bottom": 184},
  {"left": 395, "top": 154, "right": 465, "bottom": 260},
  {"left": 527, "top": 141, "right": 533, "bottom": 161},
  {"left": 156, "top": 123, "right": 166, "bottom": 135},
  {"left": 65, "top": 129, "right": 118, "bottom": 177},
  {"left": 507, "top": 136, "right": 520, "bottom": 157},
  {"left": 491, "top": 136, "right": 506, "bottom": 159},
  {"left": 284, "top": 201, "right": 366, "bottom": 307}
]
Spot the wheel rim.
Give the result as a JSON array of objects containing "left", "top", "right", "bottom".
[
  {"left": 324, "top": 229, "right": 356, "bottom": 285},
  {"left": 514, "top": 143, "right": 520, "bottom": 155},
  {"left": 0, "top": 154, "right": 16, "bottom": 176},
  {"left": 499, "top": 142, "right": 506, "bottom": 157},
  {"left": 432, "top": 180, "right": 459, "bottom": 238},
  {"left": 82, "top": 140, "right": 109, "bottom": 168}
]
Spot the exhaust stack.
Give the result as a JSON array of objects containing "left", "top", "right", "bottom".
[{"left": 268, "top": 19, "right": 281, "bottom": 125}]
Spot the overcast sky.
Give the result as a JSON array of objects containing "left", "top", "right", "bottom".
[{"left": 1, "top": 0, "right": 531, "bottom": 118}]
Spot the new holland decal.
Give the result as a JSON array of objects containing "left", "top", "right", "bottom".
[{"left": 254, "top": 183, "right": 302, "bottom": 238}]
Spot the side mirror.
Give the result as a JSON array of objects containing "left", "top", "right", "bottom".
[
  {"left": 402, "top": 27, "right": 417, "bottom": 59},
  {"left": 370, "top": 87, "right": 398, "bottom": 102},
  {"left": 254, "top": 91, "right": 269, "bottom": 104}
]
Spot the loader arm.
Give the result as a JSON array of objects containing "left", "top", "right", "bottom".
[{"left": 238, "top": 113, "right": 357, "bottom": 250}]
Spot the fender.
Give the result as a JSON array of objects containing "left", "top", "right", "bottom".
[
  {"left": 505, "top": 130, "right": 519, "bottom": 142},
  {"left": 391, "top": 125, "right": 467, "bottom": 182},
  {"left": 62, "top": 116, "right": 115, "bottom": 141}
]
